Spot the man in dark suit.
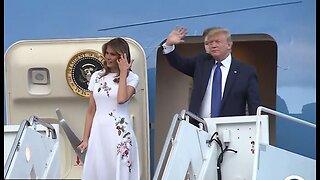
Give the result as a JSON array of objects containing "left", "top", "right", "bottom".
[{"left": 162, "top": 27, "right": 261, "bottom": 122}]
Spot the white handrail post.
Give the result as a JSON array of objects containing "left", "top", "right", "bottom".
[{"left": 252, "top": 106, "right": 316, "bottom": 180}]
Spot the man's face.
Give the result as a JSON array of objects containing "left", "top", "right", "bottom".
[{"left": 205, "top": 32, "right": 231, "bottom": 61}]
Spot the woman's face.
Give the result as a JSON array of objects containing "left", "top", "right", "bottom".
[{"left": 104, "top": 46, "right": 120, "bottom": 72}]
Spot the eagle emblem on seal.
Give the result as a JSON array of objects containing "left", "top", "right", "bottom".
[{"left": 66, "top": 50, "right": 104, "bottom": 97}]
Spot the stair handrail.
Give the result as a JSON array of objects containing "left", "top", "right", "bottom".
[
  {"left": 252, "top": 106, "right": 316, "bottom": 180},
  {"left": 153, "top": 113, "right": 182, "bottom": 180},
  {"left": 180, "top": 109, "right": 208, "bottom": 132},
  {"left": 4, "top": 115, "right": 57, "bottom": 178}
]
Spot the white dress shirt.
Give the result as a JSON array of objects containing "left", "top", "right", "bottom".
[
  {"left": 162, "top": 43, "right": 175, "bottom": 54},
  {"left": 200, "top": 54, "right": 231, "bottom": 118}
]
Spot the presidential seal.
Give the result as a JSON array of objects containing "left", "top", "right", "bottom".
[{"left": 66, "top": 50, "right": 104, "bottom": 97}]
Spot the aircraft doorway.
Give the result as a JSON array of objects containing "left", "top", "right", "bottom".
[{"left": 154, "top": 33, "right": 277, "bottom": 169}]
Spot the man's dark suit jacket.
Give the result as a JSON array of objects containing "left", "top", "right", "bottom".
[{"left": 165, "top": 49, "right": 261, "bottom": 118}]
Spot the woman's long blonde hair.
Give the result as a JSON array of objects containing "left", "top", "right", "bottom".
[{"left": 99, "top": 37, "right": 131, "bottom": 83}]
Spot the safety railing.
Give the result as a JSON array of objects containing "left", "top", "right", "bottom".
[
  {"left": 4, "top": 115, "right": 57, "bottom": 178},
  {"left": 252, "top": 106, "right": 316, "bottom": 180}
]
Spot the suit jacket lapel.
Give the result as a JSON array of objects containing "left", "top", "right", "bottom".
[
  {"left": 200, "top": 59, "right": 215, "bottom": 97},
  {"left": 221, "top": 59, "right": 239, "bottom": 109}
]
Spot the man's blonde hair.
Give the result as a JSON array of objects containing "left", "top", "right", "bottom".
[{"left": 204, "top": 27, "right": 233, "bottom": 46}]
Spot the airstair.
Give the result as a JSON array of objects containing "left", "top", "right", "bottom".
[
  {"left": 4, "top": 116, "right": 60, "bottom": 179},
  {"left": 4, "top": 109, "right": 86, "bottom": 180},
  {"left": 4, "top": 106, "right": 316, "bottom": 179},
  {"left": 153, "top": 106, "right": 316, "bottom": 180}
]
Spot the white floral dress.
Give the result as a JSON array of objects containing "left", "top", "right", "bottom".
[{"left": 82, "top": 70, "right": 140, "bottom": 180}]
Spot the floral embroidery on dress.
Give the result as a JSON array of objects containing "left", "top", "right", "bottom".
[
  {"left": 95, "top": 75, "right": 112, "bottom": 96},
  {"left": 109, "top": 111, "right": 133, "bottom": 172},
  {"left": 97, "top": 82, "right": 112, "bottom": 96},
  {"left": 94, "top": 74, "right": 101, "bottom": 83}
]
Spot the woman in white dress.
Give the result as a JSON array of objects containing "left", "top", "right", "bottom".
[{"left": 78, "top": 37, "right": 140, "bottom": 180}]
